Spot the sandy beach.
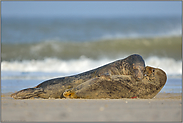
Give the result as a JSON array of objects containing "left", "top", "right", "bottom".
[{"left": 1, "top": 93, "right": 182, "bottom": 122}]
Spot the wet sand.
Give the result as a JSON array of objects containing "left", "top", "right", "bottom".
[{"left": 1, "top": 93, "right": 182, "bottom": 122}]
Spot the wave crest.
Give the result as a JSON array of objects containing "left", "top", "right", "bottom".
[{"left": 1, "top": 56, "right": 182, "bottom": 76}]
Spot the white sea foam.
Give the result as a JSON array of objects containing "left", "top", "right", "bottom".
[
  {"left": 2, "top": 56, "right": 182, "bottom": 76},
  {"left": 145, "top": 56, "right": 182, "bottom": 75},
  {"left": 1, "top": 56, "right": 110, "bottom": 74}
]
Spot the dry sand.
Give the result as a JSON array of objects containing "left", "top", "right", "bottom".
[{"left": 1, "top": 93, "right": 182, "bottom": 122}]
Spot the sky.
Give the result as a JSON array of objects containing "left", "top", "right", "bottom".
[{"left": 1, "top": 1, "right": 182, "bottom": 18}]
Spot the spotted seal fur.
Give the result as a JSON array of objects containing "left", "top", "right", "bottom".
[
  {"left": 11, "top": 54, "right": 145, "bottom": 99},
  {"left": 63, "top": 66, "right": 167, "bottom": 99}
]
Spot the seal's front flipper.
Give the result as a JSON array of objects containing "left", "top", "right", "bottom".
[
  {"left": 11, "top": 88, "right": 44, "bottom": 99},
  {"left": 63, "top": 77, "right": 102, "bottom": 99},
  {"left": 63, "top": 89, "right": 77, "bottom": 99}
]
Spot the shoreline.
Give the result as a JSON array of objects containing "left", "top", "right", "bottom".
[
  {"left": 1, "top": 93, "right": 182, "bottom": 122},
  {"left": 1, "top": 92, "right": 182, "bottom": 99}
]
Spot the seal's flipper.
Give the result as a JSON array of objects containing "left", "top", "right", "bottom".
[
  {"left": 63, "top": 77, "right": 101, "bottom": 99},
  {"left": 11, "top": 88, "right": 44, "bottom": 99},
  {"left": 63, "top": 89, "right": 77, "bottom": 98}
]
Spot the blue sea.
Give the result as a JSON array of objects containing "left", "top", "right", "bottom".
[{"left": 1, "top": 16, "right": 182, "bottom": 94}]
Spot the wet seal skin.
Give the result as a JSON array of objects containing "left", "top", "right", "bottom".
[
  {"left": 63, "top": 66, "right": 167, "bottom": 99},
  {"left": 11, "top": 54, "right": 146, "bottom": 99}
]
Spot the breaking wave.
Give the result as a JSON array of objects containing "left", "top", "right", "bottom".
[{"left": 1, "top": 56, "right": 182, "bottom": 76}]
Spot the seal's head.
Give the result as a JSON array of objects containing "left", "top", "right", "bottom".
[
  {"left": 126, "top": 54, "right": 145, "bottom": 81},
  {"left": 136, "top": 66, "right": 167, "bottom": 99},
  {"left": 144, "top": 66, "right": 167, "bottom": 84}
]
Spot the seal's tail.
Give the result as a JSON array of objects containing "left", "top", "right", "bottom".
[{"left": 11, "top": 88, "right": 44, "bottom": 99}]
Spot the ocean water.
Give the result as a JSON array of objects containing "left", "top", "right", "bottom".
[{"left": 1, "top": 16, "right": 182, "bottom": 94}]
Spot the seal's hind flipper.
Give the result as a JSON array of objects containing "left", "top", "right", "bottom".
[{"left": 11, "top": 88, "right": 44, "bottom": 99}]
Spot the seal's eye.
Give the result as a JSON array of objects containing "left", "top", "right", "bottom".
[{"left": 152, "top": 69, "right": 155, "bottom": 72}]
